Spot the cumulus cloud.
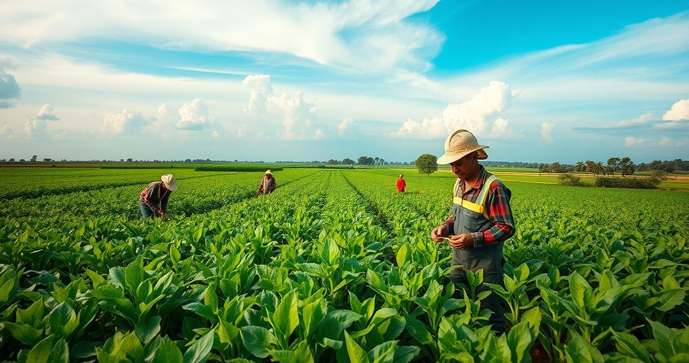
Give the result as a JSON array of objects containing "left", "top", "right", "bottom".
[
  {"left": 103, "top": 109, "right": 149, "bottom": 134},
  {"left": 624, "top": 136, "right": 648, "bottom": 147},
  {"left": 540, "top": 123, "right": 554, "bottom": 143},
  {"left": 338, "top": 117, "right": 359, "bottom": 136},
  {"left": 662, "top": 99, "right": 689, "bottom": 121},
  {"left": 242, "top": 75, "right": 272, "bottom": 118},
  {"left": 36, "top": 104, "right": 59, "bottom": 121},
  {"left": 242, "top": 75, "right": 324, "bottom": 140},
  {"left": 391, "top": 81, "right": 522, "bottom": 140},
  {"left": 176, "top": 99, "right": 212, "bottom": 130},
  {"left": 0, "top": 54, "right": 21, "bottom": 108},
  {"left": 23, "top": 104, "right": 61, "bottom": 138},
  {"left": 0, "top": 121, "right": 15, "bottom": 139}
]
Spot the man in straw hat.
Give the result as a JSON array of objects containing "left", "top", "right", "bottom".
[
  {"left": 139, "top": 174, "right": 177, "bottom": 219},
  {"left": 257, "top": 169, "right": 276, "bottom": 195},
  {"left": 430, "top": 129, "right": 515, "bottom": 333}
]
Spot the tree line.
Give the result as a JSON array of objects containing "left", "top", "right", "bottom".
[{"left": 539, "top": 158, "right": 687, "bottom": 176}]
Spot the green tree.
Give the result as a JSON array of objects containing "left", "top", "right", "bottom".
[
  {"left": 620, "top": 157, "right": 635, "bottom": 177},
  {"left": 342, "top": 158, "right": 355, "bottom": 165},
  {"left": 607, "top": 157, "right": 621, "bottom": 176},
  {"left": 415, "top": 154, "right": 438, "bottom": 176}
]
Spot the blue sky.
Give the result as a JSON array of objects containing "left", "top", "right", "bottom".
[{"left": 0, "top": 0, "right": 687, "bottom": 163}]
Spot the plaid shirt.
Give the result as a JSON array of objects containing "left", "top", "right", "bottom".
[{"left": 444, "top": 166, "right": 515, "bottom": 247}]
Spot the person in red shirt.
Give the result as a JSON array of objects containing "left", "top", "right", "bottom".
[{"left": 396, "top": 174, "right": 406, "bottom": 193}]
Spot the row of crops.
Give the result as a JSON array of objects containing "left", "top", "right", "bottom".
[{"left": 0, "top": 168, "right": 688, "bottom": 362}]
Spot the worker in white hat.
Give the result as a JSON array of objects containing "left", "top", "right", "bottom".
[
  {"left": 257, "top": 169, "right": 276, "bottom": 195},
  {"left": 430, "top": 129, "right": 515, "bottom": 334},
  {"left": 139, "top": 174, "right": 177, "bottom": 219}
]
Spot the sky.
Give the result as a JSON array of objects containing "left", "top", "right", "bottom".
[{"left": 0, "top": 0, "right": 687, "bottom": 164}]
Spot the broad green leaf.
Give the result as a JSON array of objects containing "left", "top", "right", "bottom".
[
  {"left": 135, "top": 315, "right": 162, "bottom": 344},
  {"left": 150, "top": 336, "right": 184, "bottom": 363},
  {"left": 569, "top": 273, "right": 590, "bottom": 309},
  {"left": 27, "top": 335, "right": 69, "bottom": 363},
  {"left": 393, "top": 346, "right": 420, "bottom": 363},
  {"left": 170, "top": 244, "right": 181, "bottom": 266},
  {"left": 367, "top": 341, "right": 396, "bottom": 363},
  {"left": 320, "top": 309, "right": 362, "bottom": 340},
  {"left": 507, "top": 322, "right": 532, "bottom": 363},
  {"left": 396, "top": 244, "right": 409, "bottom": 267},
  {"left": 344, "top": 331, "right": 370, "bottom": 363},
  {"left": 272, "top": 290, "right": 299, "bottom": 339},
  {"left": 125, "top": 257, "right": 145, "bottom": 292},
  {"left": 612, "top": 331, "right": 650, "bottom": 363},
  {"left": 565, "top": 332, "right": 604, "bottom": 363},
  {"left": 655, "top": 289, "right": 686, "bottom": 312},
  {"left": 1, "top": 322, "right": 44, "bottom": 345},
  {"left": 241, "top": 326, "right": 275, "bottom": 359},
  {"left": 48, "top": 302, "right": 79, "bottom": 338},
  {"left": 183, "top": 329, "right": 215, "bottom": 363}
]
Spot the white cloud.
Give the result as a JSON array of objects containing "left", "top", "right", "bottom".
[
  {"left": 658, "top": 136, "right": 672, "bottom": 147},
  {"left": 338, "top": 117, "right": 358, "bottom": 136},
  {"left": 617, "top": 113, "right": 653, "bottom": 127},
  {"left": 23, "top": 104, "right": 61, "bottom": 138},
  {"left": 103, "top": 109, "right": 149, "bottom": 134},
  {"left": 540, "top": 123, "right": 554, "bottom": 143},
  {"left": 391, "top": 81, "right": 522, "bottom": 140},
  {"left": 624, "top": 136, "right": 648, "bottom": 147},
  {"left": 242, "top": 74, "right": 272, "bottom": 118},
  {"left": 176, "top": 99, "right": 212, "bottom": 130},
  {"left": 0, "top": 121, "right": 15, "bottom": 139},
  {"left": 36, "top": 104, "right": 59, "bottom": 121},
  {"left": 677, "top": 138, "right": 688, "bottom": 147},
  {"left": 0, "top": 0, "right": 442, "bottom": 74},
  {"left": 211, "top": 130, "right": 219, "bottom": 138},
  {"left": 662, "top": 99, "right": 689, "bottom": 121},
  {"left": 242, "top": 75, "right": 323, "bottom": 140}
]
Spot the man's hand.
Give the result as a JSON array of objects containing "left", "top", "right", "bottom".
[
  {"left": 447, "top": 233, "right": 474, "bottom": 249},
  {"left": 157, "top": 210, "right": 165, "bottom": 217},
  {"left": 431, "top": 224, "right": 450, "bottom": 243}
]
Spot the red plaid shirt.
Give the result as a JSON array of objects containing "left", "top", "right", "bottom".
[{"left": 445, "top": 166, "right": 515, "bottom": 247}]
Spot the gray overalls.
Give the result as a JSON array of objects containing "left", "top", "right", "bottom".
[{"left": 449, "top": 174, "right": 506, "bottom": 333}]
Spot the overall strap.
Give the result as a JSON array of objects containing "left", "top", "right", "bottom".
[{"left": 452, "top": 175, "right": 499, "bottom": 219}]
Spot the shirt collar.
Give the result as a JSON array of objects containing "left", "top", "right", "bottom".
[{"left": 461, "top": 165, "right": 488, "bottom": 195}]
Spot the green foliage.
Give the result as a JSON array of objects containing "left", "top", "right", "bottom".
[
  {"left": 195, "top": 165, "right": 283, "bottom": 172},
  {"left": 415, "top": 154, "right": 438, "bottom": 175},
  {"left": 558, "top": 173, "right": 584, "bottom": 186},
  {"left": 595, "top": 176, "right": 660, "bottom": 189},
  {"left": 0, "top": 167, "right": 687, "bottom": 362}
]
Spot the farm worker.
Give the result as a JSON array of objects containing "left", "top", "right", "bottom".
[
  {"left": 396, "top": 174, "right": 406, "bottom": 193},
  {"left": 430, "top": 129, "right": 515, "bottom": 334},
  {"left": 139, "top": 174, "right": 177, "bottom": 219},
  {"left": 257, "top": 169, "right": 276, "bottom": 195}
]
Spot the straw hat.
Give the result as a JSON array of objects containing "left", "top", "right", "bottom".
[
  {"left": 265, "top": 169, "right": 272, "bottom": 175},
  {"left": 437, "top": 129, "right": 489, "bottom": 164},
  {"left": 161, "top": 174, "right": 178, "bottom": 191}
]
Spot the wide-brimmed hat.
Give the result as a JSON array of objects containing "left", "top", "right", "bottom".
[
  {"left": 437, "top": 129, "right": 489, "bottom": 164},
  {"left": 265, "top": 169, "right": 272, "bottom": 175},
  {"left": 161, "top": 174, "right": 178, "bottom": 191}
]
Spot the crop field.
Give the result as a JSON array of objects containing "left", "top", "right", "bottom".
[{"left": 0, "top": 167, "right": 688, "bottom": 362}]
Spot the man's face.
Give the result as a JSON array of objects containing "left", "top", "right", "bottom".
[{"left": 450, "top": 153, "right": 477, "bottom": 179}]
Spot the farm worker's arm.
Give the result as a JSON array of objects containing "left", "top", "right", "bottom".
[
  {"left": 471, "top": 180, "right": 515, "bottom": 248},
  {"left": 160, "top": 190, "right": 171, "bottom": 213},
  {"left": 431, "top": 216, "right": 454, "bottom": 242},
  {"left": 142, "top": 183, "right": 160, "bottom": 214}
]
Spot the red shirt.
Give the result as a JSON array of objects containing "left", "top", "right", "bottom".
[{"left": 396, "top": 178, "right": 406, "bottom": 191}]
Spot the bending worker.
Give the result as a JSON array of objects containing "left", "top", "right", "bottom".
[
  {"left": 258, "top": 169, "right": 276, "bottom": 195},
  {"left": 430, "top": 129, "right": 515, "bottom": 334},
  {"left": 140, "top": 174, "right": 177, "bottom": 219},
  {"left": 396, "top": 174, "right": 406, "bottom": 193}
]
